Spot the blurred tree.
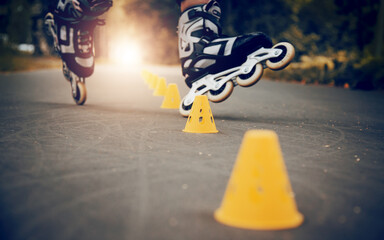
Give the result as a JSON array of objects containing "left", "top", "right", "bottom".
[
  {"left": 296, "top": 0, "right": 346, "bottom": 54},
  {"left": 30, "top": 0, "right": 51, "bottom": 56},
  {"left": 7, "top": 0, "right": 31, "bottom": 44},
  {"left": 334, "top": 0, "right": 381, "bottom": 56},
  {"left": 0, "top": 1, "right": 10, "bottom": 37},
  {"left": 376, "top": 0, "right": 384, "bottom": 58},
  {"left": 333, "top": 0, "right": 383, "bottom": 89},
  {"left": 1, "top": 0, "right": 51, "bottom": 55},
  {"left": 221, "top": 0, "right": 293, "bottom": 39}
]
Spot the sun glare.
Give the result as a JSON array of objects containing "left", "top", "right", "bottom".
[{"left": 109, "top": 40, "right": 143, "bottom": 66}]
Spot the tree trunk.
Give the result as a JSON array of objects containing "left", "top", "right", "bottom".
[{"left": 376, "top": 0, "right": 384, "bottom": 58}]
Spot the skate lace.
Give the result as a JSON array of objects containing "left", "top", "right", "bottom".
[
  {"left": 77, "top": 19, "right": 105, "bottom": 54},
  {"left": 77, "top": 29, "right": 92, "bottom": 54},
  {"left": 88, "top": 0, "right": 113, "bottom": 16}
]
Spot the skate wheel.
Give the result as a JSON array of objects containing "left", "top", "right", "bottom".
[
  {"left": 207, "top": 80, "right": 234, "bottom": 103},
  {"left": 236, "top": 63, "right": 264, "bottom": 87},
  {"left": 73, "top": 81, "right": 87, "bottom": 105},
  {"left": 62, "top": 62, "right": 71, "bottom": 82},
  {"left": 44, "top": 13, "right": 54, "bottom": 36},
  {"left": 179, "top": 96, "right": 193, "bottom": 117},
  {"left": 44, "top": 12, "right": 54, "bottom": 21},
  {"left": 266, "top": 42, "right": 295, "bottom": 71}
]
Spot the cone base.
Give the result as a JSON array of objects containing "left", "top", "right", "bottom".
[
  {"left": 214, "top": 209, "right": 304, "bottom": 230},
  {"left": 161, "top": 104, "right": 179, "bottom": 109},
  {"left": 182, "top": 129, "right": 218, "bottom": 134}
]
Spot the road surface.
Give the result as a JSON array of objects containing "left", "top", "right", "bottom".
[{"left": 0, "top": 65, "right": 383, "bottom": 240}]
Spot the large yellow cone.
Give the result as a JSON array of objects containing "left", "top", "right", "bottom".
[
  {"left": 161, "top": 84, "right": 181, "bottom": 109},
  {"left": 153, "top": 77, "right": 167, "bottom": 96},
  {"left": 214, "top": 130, "right": 303, "bottom": 230},
  {"left": 183, "top": 95, "right": 218, "bottom": 133}
]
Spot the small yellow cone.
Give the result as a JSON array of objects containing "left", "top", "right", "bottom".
[
  {"left": 141, "top": 70, "right": 148, "bottom": 82},
  {"left": 161, "top": 84, "right": 181, "bottom": 109},
  {"left": 183, "top": 95, "right": 218, "bottom": 133},
  {"left": 214, "top": 130, "right": 303, "bottom": 230},
  {"left": 143, "top": 71, "right": 152, "bottom": 85},
  {"left": 153, "top": 77, "right": 167, "bottom": 96},
  {"left": 149, "top": 75, "right": 158, "bottom": 89}
]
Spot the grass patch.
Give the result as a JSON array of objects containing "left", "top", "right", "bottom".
[
  {"left": 264, "top": 65, "right": 333, "bottom": 85},
  {"left": 265, "top": 55, "right": 384, "bottom": 90},
  {"left": 0, "top": 55, "right": 62, "bottom": 73}
]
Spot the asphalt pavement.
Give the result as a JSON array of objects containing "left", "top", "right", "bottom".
[{"left": 0, "top": 64, "right": 383, "bottom": 240}]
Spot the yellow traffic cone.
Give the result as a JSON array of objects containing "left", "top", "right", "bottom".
[
  {"left": 153, "top": 77, "right": 167, "bottom": 96},
  {"left": 214, "top": 130, "right": 303, "bottom": 230},
  {"left": 141, "top": 70, "right": 148, "bottom": 82},
  {"left": 149, "top": 75, "right": 158, "bottom": 90},
  {"left": 143, "top": 71, "right": 151, "bottom": 85},
  {"left": 161, "top": 84, "right": 181, "bottom": 109},
  {"left": 183, "top": 95, "right": 218, "bottom": 133}
]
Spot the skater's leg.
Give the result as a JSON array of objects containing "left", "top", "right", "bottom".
[
  {"left": 177, "top": 0, "right": 209, "bottom": 12},
  {"left": 51, "top": 0, "right": 113, "bottom": 78},
  {"left": 45, "top": 1, "right": 112, "bottom": 105},
  {"left": 53, "top": 0, "right": 113, "bottom": 21},
  {"left": 177, "top": 0, "right": 272, "bottom": 83},
  {"left": 176, "top": 0, "right": 277, "bottom": 116},
  {"left": 177, "top": 0, "right": 294, "bottom": 117}
]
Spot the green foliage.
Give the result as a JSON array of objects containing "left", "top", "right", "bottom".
[
  {"left": 0, "top": 44, "right": 16, "bottom": 71},
  {"left": 276, "top": 0, "right": 384, "bottom": 89},
  {"left": 0, "top": 44, "right": 61, "bottom": 72},
  {"left": 296, "top": 0, "right": 342, "bottom": 52},
  {"left": 334, "top": 0, "right": 381, "bottom": 51},
  {"left": 364, "top": 59, "right": 384, "bottom": 89},
  {"left": 350, "top": 58, "right": 384, "bottom": 90},
  {"left": 7, "top": 0, "right": 32, "bottom": 44},
  {"left": 221, "top": 0, "right": 293, "bottom": 38}
]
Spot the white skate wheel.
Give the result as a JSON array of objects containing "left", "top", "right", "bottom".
[
  {"left": 266, "top": 42, "right": 295, "bottom": 71},
  {"left": 207, "top": 80, "right": 234, "bottom": 103},
  {"left": 73, "top": 81, "right": 87, "bottom": 105},
  {"left": 179, "top": 96, "right": 193, "bottom": 117},
  {"left": 236, "top": 63, "right": 264, "bottom": 87}
]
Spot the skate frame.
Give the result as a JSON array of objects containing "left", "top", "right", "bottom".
[
  {"left": 45, "top": 15, "right": 60, "bottom": 52},
  {"left": 62, "top": 62, "right": 85, "bottom": 98},
  {"left": 183, "top": 47, "right": 283, "bottom": 106}
]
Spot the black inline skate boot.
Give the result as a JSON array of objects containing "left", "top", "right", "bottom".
[
  {"left": 45, "top": 0, "right": 112, "bottom": 105},
  {"left": 178, "top": 0, "right": 295, "bottom": 116}
]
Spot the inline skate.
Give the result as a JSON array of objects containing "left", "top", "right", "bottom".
[
  {"left": 178, "top": 0, "right": 295, "bottom": 117},
  {"left": 44, "top": 0, "right": 112, "bottom": 105}
]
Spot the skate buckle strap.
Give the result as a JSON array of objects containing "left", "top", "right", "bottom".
[
  {"left": 188, "top": 10, "right": 221, "bottom": 29},
  {"left": 86, "top": 0, "right": 113, "bottom": 16},
  {"left": 78, "top": 29, "right": 92, "bottom": 54},
  {"left": 187, "top": 0, "right": 221, "bottom": 29},
  {"left": 204, "top": 0, "right": 221, "bottom": 19}
]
